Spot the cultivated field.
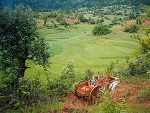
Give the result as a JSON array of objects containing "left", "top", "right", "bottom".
[{"left": 25, "top": 20, "right": 141, "bottom": 82}]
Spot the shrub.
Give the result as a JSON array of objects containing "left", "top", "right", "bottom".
[
  {"left": 17, "top": 75, "right": 43, "bottom": 106},
  {"left": 106, "top": 62, "right": 115, "bottom": 74},
  {"left": 0, "top": 75, "right": 44, "bottom": 111},
  {"left": 88, "top": 18, "right": 96, "bottom": 24},
  {"left": 48, "top": 60, "right": 76, "bottom": 96},
  {"left": 124, "top": 24, "right": 139, "bottom": 33},
  {"left": 83, "top": 68, "right": 94, "bottom": 80},
  {"left": 146, "top": 28, "right": 150, "bottom": 35},
  {"left": 91, "top": 89, "right": 126, "bottom": 113},
  {"left": 92, "top": 25, "right": 112, "bottom": 35},
  {"left": 128, "top": 52, "right": 150, "bottom": 76},
  {"left": 59, "top": 20, "right": 69, "bottom": 26},
  {"left": 78, "top": 14, "right": 88, "bottom": 23}
]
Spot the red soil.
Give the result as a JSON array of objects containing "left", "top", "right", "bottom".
[
  {"left": 64, "top": 16, "right": 79, "bottom": 24},
  {"left": 126, "top": 20, "right": 136, "bottom": 25},
  {"left": 62, "top": 78, "right": 150, "bottom": 112},
  {"left": 126, "top": 19, "right": 150, "bottom": 25}
]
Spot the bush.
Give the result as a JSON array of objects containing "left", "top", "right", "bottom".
[
  {"left": 0, "top": 75, "right": 44, "bottom": 111},
  {"left": 146, "top": 28, "right": 150, "bottom": 35},
  {"left": 48, "top": 60, "right": 76, "bottom": 96},
  {"left": 78, "top": 14, "right": 88, "bottom": 23},
  {"left": 91, "top": 89, "right": 126, "bottom": 113},
  {"left": 88, "top": 18, "right": 96, "bottom": 24},
  {"left": 83, "top": 68, "right": 94, "bottom": 80},
  {"left": 92, "top": 25, "right": 112, "bottom": 35},
  {"left": 59, "top": 19, "right": 69, "bottom": 26},
  {"left": 128, "top": 52, "right": 150, "bottom": 76},
  {"left": 17, "top": 76, "right": 43, "bottom": 106},
  {"left": 124, "top": 24, "right": 139, "bottom": 33}
]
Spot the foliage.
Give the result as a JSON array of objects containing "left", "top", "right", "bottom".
[
  {"left": 100, "top": 89, "right": 126, "bottom": 113},
  {"left": 83, "top": 68, "right": 94, "bottom": 80},
  {"left": 88, "top": 18, "right": 96, "bottom": 24},
  {"left": 111, "top": 17, "right": 119, "bottom": 25},
  {"left": 92, "top": 24, "right": 112, "bottom": 35},
  {"left": 136, "top": 16, "right": 142, "bottom": 24},
  {"left": 126, "top": 86, "right": 150, "bottom": 113},
  {"left": 106, "top": 62, "right": 115, "bottom": 74},
  {"left": 33, "top": 12, "right": 40, "bottom": 19},
  {"left": 48, "top": 60, "right": 76, "bottom": 96},
  {"left": 59, "top": 19, "right": 69, "bottom": 26},
  {"left": 124, "top": 24, "right": 139, "bottom": 33},
  {"left": 0, "top": 75, "right": 44, "bottom": 111},
  {"left": 128, "top": 52, "right": 150, "bottom": 76},
  {"left": 144, "top": 5, "right": 150, "bottom": 17},
  {"left": 0, "top": 5, "right": 51, "bottom": 90},
  {"left": 100, "top": 19, "right": 104, "bottom": 24},
  {"left": 17, "top": 75, "right": 43, "bottom": 106},
  {"left": 146, "top": 28, "right": 150, "bottom": 35},
  {"left": 78, "top": 13, "right": 88, "bottom": 23},
  {"left": 133, "top": 34, "right": 150, "bottom": 52},
  {"left": 91, "top": 89, "right": 126, "bottom": 113},
  {"left": 1, "top": 0, "right": 150, "bottom": 11},
  {"left": 117, "top": 34, "right": 150, "bottom": 76},
  {"left": 47, "top": 11, "right": 57, "bottom": 18},
  {"left": 56, "top": 13, "right": 63, "bottom": 22},
  {"left": 127, "top": 105, "right": 150, "bottom": 113},
  {"left": 26, "top": 101, "right": 63, "bottom": 113},
  {"left": 39, "top": 13, "right": 48, "bottom": 26},
  {"left": 135, "top": 86, "right": 150, "bottom": 103},
  {"left": 128, "top": 12, "right": 137, "bottom": 20}
]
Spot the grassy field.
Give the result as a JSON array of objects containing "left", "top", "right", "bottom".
[{"left": 25, "top": 21, "right": 141, "bottom": 82}]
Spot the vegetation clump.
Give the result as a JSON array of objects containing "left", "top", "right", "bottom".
[
  {"left": 92, "top": 25, "right": 112, "bottom": 35},
  {"left": 129, "top": 52, "right": 150, "bottom": 76},
  {"left": 0, "top": 5, "right": 51, "bottom": 111},
  {"left": 128, "top": 34, "right": 150, "bottom": 76},
  {"left": 124, "top": 24, "right": 139, "bottom": 33},
  {"left": 48, "top": 60, "right": 76, "bottom": 96}
]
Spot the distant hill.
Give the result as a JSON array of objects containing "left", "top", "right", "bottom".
[{"left": 1, "top": 0, "right": 150, "bottom": 11}]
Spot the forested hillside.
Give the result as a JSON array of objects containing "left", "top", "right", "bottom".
[{"left": 1, "top": 0, "right": 150, "bottom": 10}]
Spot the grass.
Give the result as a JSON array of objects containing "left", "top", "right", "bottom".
[
  {"left": 127, "top": 104, "right": 150, "bottom": 113},
  {"left": 24, "top": 19, "right": 143, "bottom": 82}
]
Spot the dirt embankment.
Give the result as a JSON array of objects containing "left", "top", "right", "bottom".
[{"left": 62, "top": 77, "right": 150, "bottom": 113}]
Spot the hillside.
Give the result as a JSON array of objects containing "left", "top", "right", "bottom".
[{"left": 1, "top": 0, "right": 150, "bottom": 10}]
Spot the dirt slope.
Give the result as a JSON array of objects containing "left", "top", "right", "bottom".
[{"left": 62, "top": 77, "right": 150, "bottom": 113}]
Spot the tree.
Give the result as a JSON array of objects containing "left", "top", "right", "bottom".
[
  {"left": 0, "top": 5, "right": 51, "bottom": 89},
  {"left": 78, "top": 13, "right": 88, "bottom": 23},
  {"left": 92, "top": 25, "right": 111, "bottom": 35},
  {"left": 40, "top": 13, "right": 48, "bottom": 26},
  {"left": 144, "top": 5, "right": 150, "bottom": 17},
  {"left": 100, "top": 18, "right": 104, "bottom": 24}
]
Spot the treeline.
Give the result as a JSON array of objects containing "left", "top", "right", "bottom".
[{"left": 1, "top": 0, "right": 150, "bottom": 11}]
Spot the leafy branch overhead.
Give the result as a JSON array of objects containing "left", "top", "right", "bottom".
[{"left": 133, "top": 34, "right": 150, "bottom": 50}]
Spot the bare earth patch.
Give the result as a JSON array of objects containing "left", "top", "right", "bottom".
[{"left": 62, "top": 77, "right": 150, "bottom": 112}]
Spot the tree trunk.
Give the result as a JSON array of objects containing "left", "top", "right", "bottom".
[
  {"left": 44, "top": 19, "right": 47, "bottom": 26},
  {"left": 18, "top": 58, "right": 26, "bottom": 78}
]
